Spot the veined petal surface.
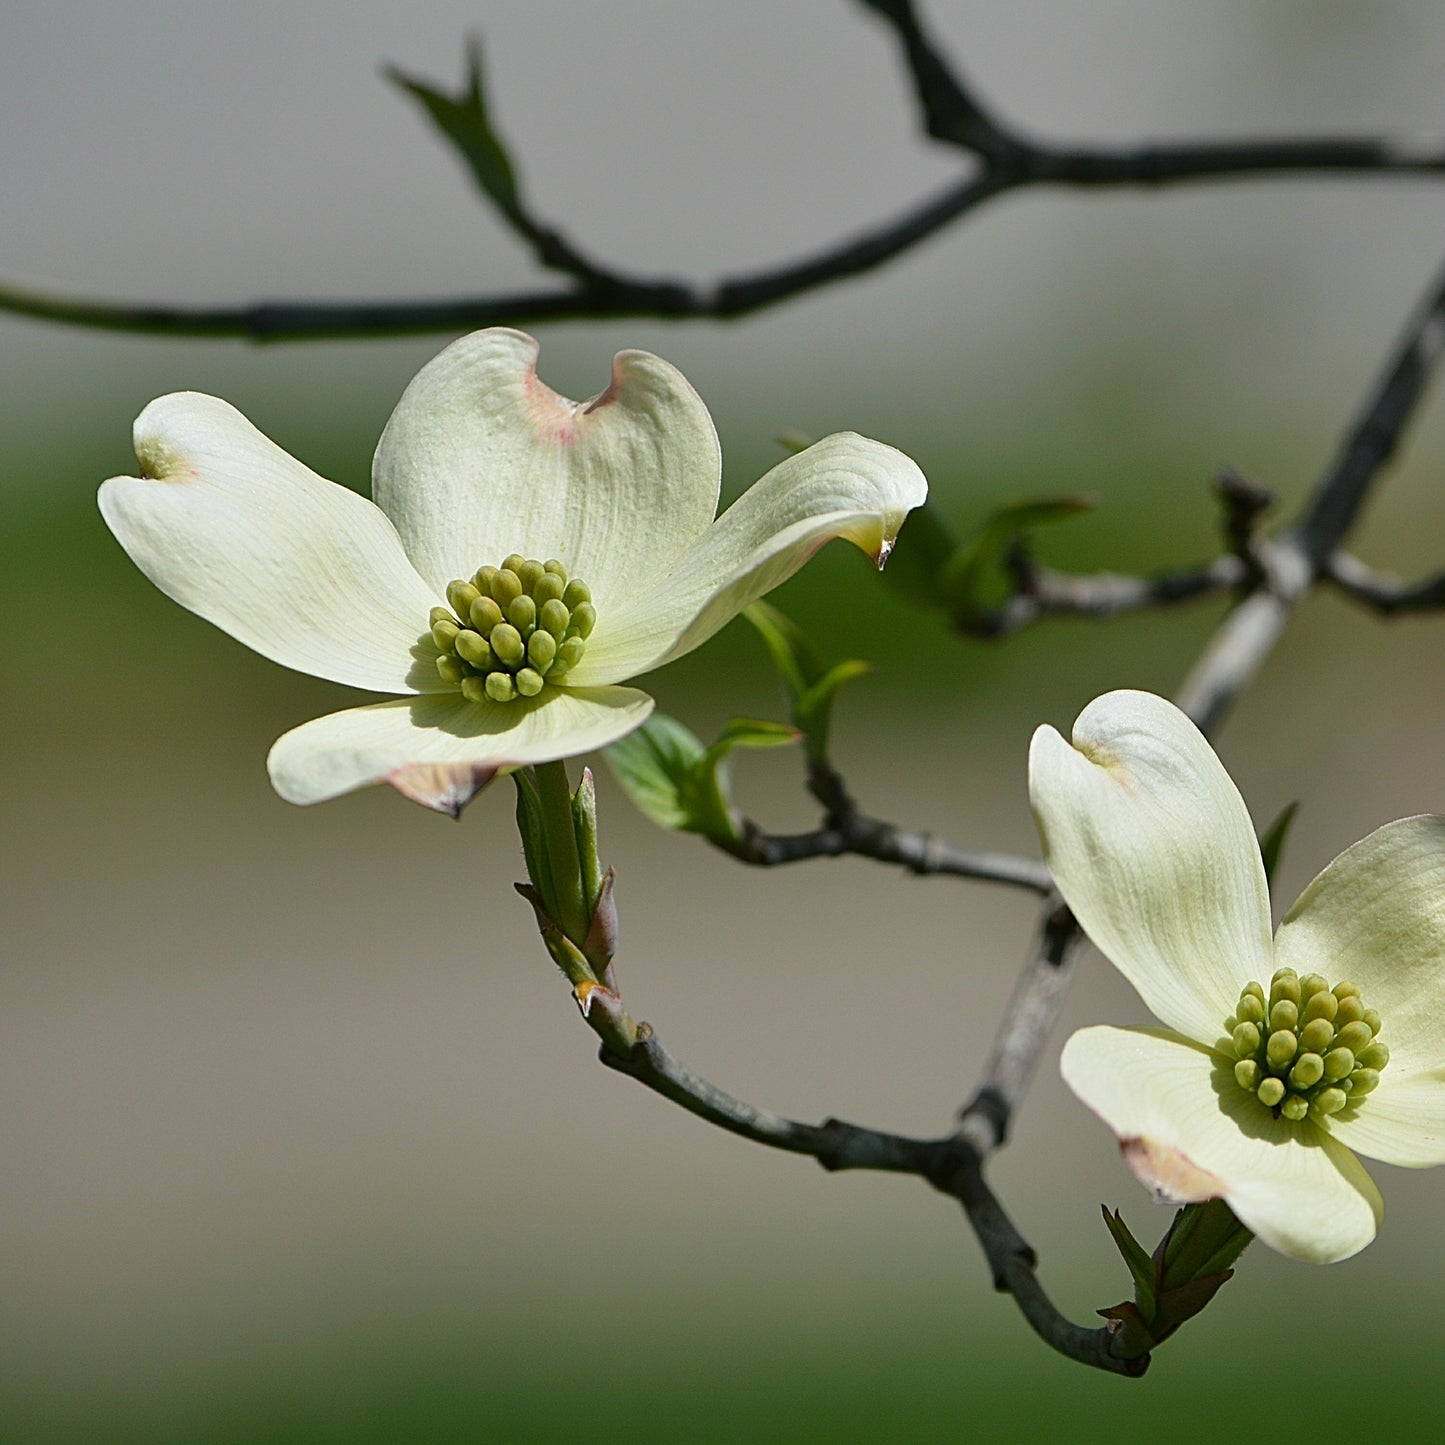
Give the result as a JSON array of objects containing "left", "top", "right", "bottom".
[
  {"left": 267, "top": 686, "right": 654, "bottom": 805},
  {"left": 371, "top": 329, "right": 722, "bottom": 608},
  {"left": 100, "top": 394, "right": 444, "bottom": 693},
  {"left": 1029, "top": 690, "right": 1274, "bottom": 1044},
  {"left": 568, "top": 432, "right": 927, "bottom": 686},
  {"left": 1062, "top": 1026, "right": 1383, "bottom": 1263},
  {"left": 1326, "top": 1069, "right": 1445, "bottom": 1167},
  {"left": 1274, "top": 815, "right": 1445, "bottom": 1070}
]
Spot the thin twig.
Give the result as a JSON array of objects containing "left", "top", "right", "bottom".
[
  {"left": 1324, "top": 552, "right": 1445, "bottom": 614},
  {"left": 598, "top": 1025, "right": 1145, "bottom": 1376},
  {"left": 956, "top": 554, "right": 1247, "bottom": 640},
  {"left": 1180, "top": 250, "right": 1445, "bottom": 732},
  {"left": 718, "top": 752, "right": 1053, "bottom": 893},
  {"left": 6, "top": 6, "right": 1445, "bottom": 342}
]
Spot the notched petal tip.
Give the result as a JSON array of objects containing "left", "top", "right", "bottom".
[
  {"left": 386, "top": 760, "right": 501, "bottom": 817},
  {"left": 1121, "top": 1137, "right": 1225, "bottom": 1205}
]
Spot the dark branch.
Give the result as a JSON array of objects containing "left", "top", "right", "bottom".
[
  {"left": 721, "top": 755, "right": 1054, "bottom": 894},
  {"left": 950, "top": 467, "right": 1273, "bottom": 640},
  {"left": 1180, "top": 249, "right": 1445, "bottom": 733},
  {"left": 1291, "top": 255, "right": 1445, "bottom": 563},
  {"left": 600, "top": 1024, "right": 1145, "bottom": 1376},
  {"left": 6, "top": 8, "right": 1445, "bottom": 341},
  {"left": 1324, "top": 553, "right": 1445, "bottom": 614},
  {"left": 956, "top": 554, "right": 1247, "bottom": 640}
]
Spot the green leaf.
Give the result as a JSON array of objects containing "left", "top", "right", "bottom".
[
  {"left": 605, "top": 713, "right": 798, "bottom": 845},
  {"left": 939, "top": 495, "right": 1094, "bottom": 621},
  {"left": 744, "top": 600, "right": 817, "bottom": 698},
  {"left": 1102, "top": 1207, "right": 1158, "bottom": 1322},
  {"left": 744, "top": 602, "right": 871, "bottom": 760},
  {"left": 794, "top": 660, "right": 873, "bottom": 760},
  {"left": 387, "top": 38, "right": 523, "bottom": 222},
  {"left": 878, "top": 498, "right": 959, "bottom": 612},
  {"left": 604, "top": 713, "right": 707, "bottom": 833},
  {"left": 1259, "top": 801, "right": 1300, "bottom": 888}
]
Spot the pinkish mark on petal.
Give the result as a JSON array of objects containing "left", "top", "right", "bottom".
[
  {"left": 521, "top": 363, "right": 585, "bottom": 446},
  {"left": 387, "top": 760, "right": 500, "bottom": 817},
  {"left": 1121, "top": 1136, "right": 1224, "bottom": 1205}
]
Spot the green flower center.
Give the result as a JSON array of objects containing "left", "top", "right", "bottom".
[
  {"left": 1226, "top": 967, "right": 1389, "bottom": 1123},
  {"left": 427, "top": 554, "right": 595, "bottom": 704}
]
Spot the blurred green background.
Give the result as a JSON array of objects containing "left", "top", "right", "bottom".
[{"left": 4, "top": 2, "right": 1445, "bottom": 1440}]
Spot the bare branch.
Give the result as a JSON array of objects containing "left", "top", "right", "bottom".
[
  {"left": 1324, "top": 553, "right": 1445, "bottom": 614},
  {"left": 599, "top": 1024, "right": 1145, "bottom": 1376},
  {"left": 6, "top": 10, "right": 1445, "bottom": 342},
  {"left": 958, "top": 554, "right": 1247, "bottom": 640},
  {"left": 719, "top": 753, "right": 1054, "bottom": 893},
  {"left": 1291, "top": 256, "right": 1445, "bottom": 563}
]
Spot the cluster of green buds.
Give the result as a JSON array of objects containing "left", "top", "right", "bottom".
[
  {"left": 1226, "top": 967, "right": 1389, "bottom": 1123},
  {"left": 429, "top": 554, "right": 596, "bottom": 703}
]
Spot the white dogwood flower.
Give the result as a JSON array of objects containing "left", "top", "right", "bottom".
[
  {"left": 100, "top": 328, "right": 926, "bottom": 812},
  {"left": 1030, "top": 689, "right": 1445, "bottom": 1262}
]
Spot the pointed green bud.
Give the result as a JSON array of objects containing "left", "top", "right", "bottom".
[
  {"left": 1356, "top": 1041, "right": 1390, "bottom": 1071},
  {"left": 533, "top": 571, "right": 565, "bottom": 606},
  {"left": 1280, "top": 1095, "right": 1309, "bottom": 1122},
  {"left": 1298, "top": 1018, "right": 1335, "bottom": 1055},
  {"left": 492, "top": 568, "right": 523, "bottom": 607},
  {"left": 1232, "top": 1022, "right": 1261, "bottom": 1056},
  {"left": 527, "top": 629, "right": 557, "bottom": 670},
  {"left": 1270, "top": 970, "right": 1301, "bottom": 1008},
  {"left": 563, "top": 579, "right": 591, "bottom": 609},
  {"left": 1334, "top": 980, "right": 1362, "bottom": 1002},
  {"left": 1234, "top": 1059, "right": 1260, "bottom": 1091},
  {"left": 460, "top": 675, "right": 489, "bottom": 704},
  {"left": 1363, "top": 1008, "right": 1383, "bottom": 1036},
  {"left": 470, "top": 595, "right": 505, "bottom": 634},
  {"left": 447, "top": 579, "right": 481, "bottom": 617},
  {"left": 1288, "top": 1053, "right": 1325, "bottom": 1090},
  {"left": 1302, "top": 989, "right": 1338, "bottom": 1025},
  {"left": 454, "top": 629, "right": 492, "bottom": 668},
  {"left": 507, "top": 593, "right": 537, "bottom": 635},
  {"left": 544, "top": 558, "right": 568, "bottom": 581},
  {"left": 1266, "top": 1030, "right": 1298, "bottom": 1069},
  {"left": 1336, "top": 994, "right": 1366, "bottom": 1027},
  {"left": 1236, "top": 994, "right": 1266, "bottom": 1026},
  {"left": 539, "top": 598, "right": 571, "bottom": 639},
  {"left": 431, "top": 618, "right": 460, "bottom": 651},
  {"left": 1336, "top": 1020, "right": 1373, "bottom": 1055},
  {"left": 517, "top": 559, "right": 546, "bottom": 593},
  {"left": 1322, "top": 1046, "right": 1355, "bottom": 1080},
  {"left": 1310, "top": 1088, "right": 1348, "bottom": 1118},
  {"left": 490, "top": 623, "right": 525, "bottom": 668},
  {"left": 436, "top": 654, "right": 466, "bottom": 685},
  {"left": 1298, "top": 973, "right": 1330, "bottom": 1000},
  {"left": 1257, "top": 1077, "right": 1286, "bottom": 1107},
  {"left": 485, "top": 671, "right": 516, "bottom": 703},
  {"left": 571, "top": 601, "right": 597, "bottom": 639},
  {"left": 1269, "top": 999, "right": 1299, "bottom": 1032},
  {"left": 516, "top": 667, "right": 544, "bottom": 697},
  {"left": 474, "top": 565, "right": 500, "bottom": 595},
  {"left": 1350, "top": 1068, "right": 1381, "bottom": 1097},
  {"left": 501, "top": 552, "right": 527, "bottom": 574},
  {"left": 556, "top": 635, "right": 586, "bottom": 671},
  {"left": 429, "top": 605, "right": 454, "bottom": 626}
]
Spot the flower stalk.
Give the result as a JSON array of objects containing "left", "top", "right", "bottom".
[{"left": 515, "top": 764, "right": 635, "bottom": 1056}]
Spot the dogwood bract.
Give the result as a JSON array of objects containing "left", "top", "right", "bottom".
[
  {"left": 100, "top": 328, "right": 926, "bottom": 812},
  {"left": 1029, "top": 689, "right": 1445, "bottom": 1262}
]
